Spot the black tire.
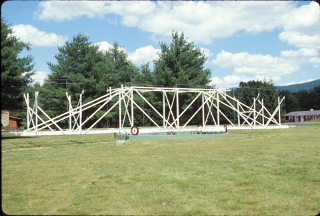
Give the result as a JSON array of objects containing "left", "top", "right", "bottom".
[{"left": 131, "top": 126, "right": 139, "bottom": 135}]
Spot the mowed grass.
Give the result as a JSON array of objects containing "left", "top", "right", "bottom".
[{"left": 2, "top": 123, "right": 320, "bottom": 215}]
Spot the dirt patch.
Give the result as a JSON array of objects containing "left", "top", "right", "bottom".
[{"left": 2, "top": 146, "right": 51, "bottom": 153}]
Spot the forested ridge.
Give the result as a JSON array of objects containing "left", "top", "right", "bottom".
[{"left": 277, "top": 79, "right": 320, "bottom": 93}]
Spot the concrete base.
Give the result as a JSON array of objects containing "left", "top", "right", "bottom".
[
  {"left": 227, "top": 125, "right": 289, "bottom": 130},
  {"left": 15, "top": 126, "right": 226, "bottom": 136},
  {"left": 114, "top": 131, "right": 229, "bottom": 140},
  {"left": 116, "top": 140, "right": 125, "bottom": 145},
  {"left": 12, "top": 125, "right": 288, "bottom": 136}
]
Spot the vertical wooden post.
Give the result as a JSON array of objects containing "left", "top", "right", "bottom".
[
  {"left": 262, "top": 99, "right": 264, "bottom": 126},
  {"left": 176, "top": 89, "right": 179, "bottom": 129},
  {"left": 278, "top": 97, "right": 281, "bottom": 125},
  {"left": 69, "top": 95, "right": 72, "bottom": 131},
  {"left": 35, "top": 91, "right": 38, "bottom": 134},
  {"left": 80, "top": 91, "right": 82, "bottom": 133},
  {"left": 237, "top": 99, "right": 240, "bottom": 127},
  {"left": 202, "top": 93, "right": 205, "bottom": 127},
  {"left": 119, "top": 85, "right": 123, "bottom": 129},
  {"left": 131, "top": 88, "right": 134, "bottom": 127},
  {"left": 163, "top": 90, "right": 166, "bottom": 129},
  {"left": 253, "top": 97, "right": 256, "bottom": 127},
  {"left": 26, "top": 93, "right": 29, "bottom": 131},
  {"left": 217, "top": 91, "right": 220, "bottom": 128}
]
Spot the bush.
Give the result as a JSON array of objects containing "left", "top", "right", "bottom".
[
  {"left": 18, "top": 126, "right": 25, "bottom": 131},
  {"left": 20, "top": 122, "right": 27, "bottom": 129}
]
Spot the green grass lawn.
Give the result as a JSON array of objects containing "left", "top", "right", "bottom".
[{"left": 2, "top": 122, "right": 320, "bottom": 215}]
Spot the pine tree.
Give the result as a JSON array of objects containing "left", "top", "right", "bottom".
[
  {"left": 153, "top": 31, "right": 211, "bottom": 88},
  {"left": 1, "top": 18, "right": 34, "bottom": 111},
  {"left": 152, "top": 31, "right": 212, "bottom": 125},
  {"left": 41, "top": 34, "right": 139, "bottom": 128}
]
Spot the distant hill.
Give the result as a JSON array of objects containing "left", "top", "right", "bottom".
[
  {"left": 227, "top": 79, "right": 320, "bottom": 92},
  {"left": 277, "top": 79, "right": 320, "bottom": 92}
]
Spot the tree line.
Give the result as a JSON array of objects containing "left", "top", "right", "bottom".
[{"left": 2, "top": 17, "right": 319, "bottom": 129}]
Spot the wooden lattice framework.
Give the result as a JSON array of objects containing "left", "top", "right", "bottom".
[{"left": 19, "top": 85, "right": 288, "bottom": 136}]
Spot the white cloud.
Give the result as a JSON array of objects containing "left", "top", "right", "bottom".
[
  {"left": 105, "top": 1, "right": 157, "bottom": 27},
  {"left": 199, "top": 47, "right": 213, "bottom": 58},
  {"left": 278, "top": 31, "right": 320, "bottom": 49},
  {"left": 284, "top": 79, "right": 315, "bottom": 86},
  {"left": 278, "top": 2, "right": 320, "bottom": 49},
  {"left": 107, "top": 18, "right": 117, "bottom": 25},
  {"left": 210, "top": 50, "right": 307, "bottom": 88},
  {"left": 280, "top": 48, "right": 320, "bottom": 66},
  {"left": 218, "top": 75, "right": 251, "bottom": 89},
  {"left": 127, "top": 45, "right": 161, "bottom": 65},
  {"left": 281, "top": 2, "right": 319, "bottom": 36},
  {"left": 12, "top": 24, "right": 67, "bottom": 47},
  {"left": 93, "top": 42, "right": 160, "bottom": 66},
  {"left": 209, "top": 77, "right": 224, "bottom": 87},
  {"left": 33, "top": 1, "right": 319, "bottom": 51},
  {"left": 209, "top": 74, "right": 278, "bottom": 89},
  {"left": 212, "top": 50, "right": 299, "bottom": 77},
  {"left": 34, "top": 1, "right": 107, "bottom": 22},
  {"left": 134, "top": 1, "right": 296, "bottom": 45},
  {"left": 93, "top": 41, "right": 113, "bottom": 53},
  {"left": 31, "top": 71, "right": 49, "bottom": 86},
  {"left": 281, "top": 48, "right": 319, "bottom": 57},
  {"left": 33, "top": 1, "right": 296, "bottom": 45},
  {"left": 308, "top": 57, "right": 320, "bottom": 68},
  {"left": 33, "top": 1, "right": 319, "bottom": 53}
]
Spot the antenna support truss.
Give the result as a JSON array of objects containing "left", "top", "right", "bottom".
[{"left": 18, "top": 85, "right": 288, "bottom": 136}]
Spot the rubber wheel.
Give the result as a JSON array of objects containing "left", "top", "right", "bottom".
[
  {"left": 224, "top": 124, "right": 227, "bottom": 133},
  {"left": 131, "top": 126, "right": 139, "bottom": 135}
]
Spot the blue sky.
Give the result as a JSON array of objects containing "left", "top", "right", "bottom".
[{"left": 2, "top": 1, "right": 319, "bottom": 88}]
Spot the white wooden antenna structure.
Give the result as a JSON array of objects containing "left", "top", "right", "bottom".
[{"left": 20, "top": 85, "right": 288, "bottom": 136}]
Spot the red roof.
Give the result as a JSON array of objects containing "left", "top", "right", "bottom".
[{"left": 9, "top": 116, "right": 21, "bottom": 120}]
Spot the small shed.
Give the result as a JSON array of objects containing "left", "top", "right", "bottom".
[
  {"left": 284, "top": 109, "right": 320, "bottom": 122},
  {"left": 9, "top": 116, "right": 21, "bottom": 128}
]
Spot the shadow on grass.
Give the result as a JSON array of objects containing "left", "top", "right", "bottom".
[{"left": 1, "top": 135, "right": 38, "bottom": 140}]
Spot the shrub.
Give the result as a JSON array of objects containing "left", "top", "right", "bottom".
[
  {"left": 18, "top": 126, "right": 25, "bottom": 131},
  {"left": 20, "top": 122, "right": 27, "bottom": 129}
]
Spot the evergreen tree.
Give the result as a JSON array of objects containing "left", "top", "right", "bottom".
[
  {"left": 41, "top": 34, "right": 110, "bottom": 128},
  {"left": 279, "top": 90, "right": 299, "bottom": 113},
  {"left": 237, "top": 79, "right": 279, "bottom": 111},
  {"left": 309, "top": 85, "right": 320, "bottom": 110},
  {"left": 235, "top": 79, "right": 282, "bottom": 123},
  {"left": 153, "top": 31, "right": 211, "bottom": 88},
  {"left": 294, "top": 89, "right": 310, "bottom": 111},
  {"left": 131, "top": 63, "right": 155, "bottom": 86},
  {"left": 293, "top": 85, "right": 320, "bottom": 111},
  {"left": 1, "top": 18, "right": 34, "bottom": 111},
  {"left": 151, "top": 31, "right": 212, "bottom": 126},
  {"left": 105, "top": 42, "right": 139, "bottom": 86},
  {"left": 40, "top": 34, "right": 139, "bottom": 128}
]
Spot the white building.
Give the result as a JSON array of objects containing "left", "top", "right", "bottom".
[{"left": 284, "top": 109, "right": 320, "bottom": 122}]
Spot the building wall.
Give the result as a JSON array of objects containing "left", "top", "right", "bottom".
[
  {"left": 287, "top": 113, "right": 320, "bottom": 122},
  {"left": 9, "top": 118, "right": 18, "bottom": 127},
  {"left": 1, "top": 110, "right": 9, "bottom": 126}
]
